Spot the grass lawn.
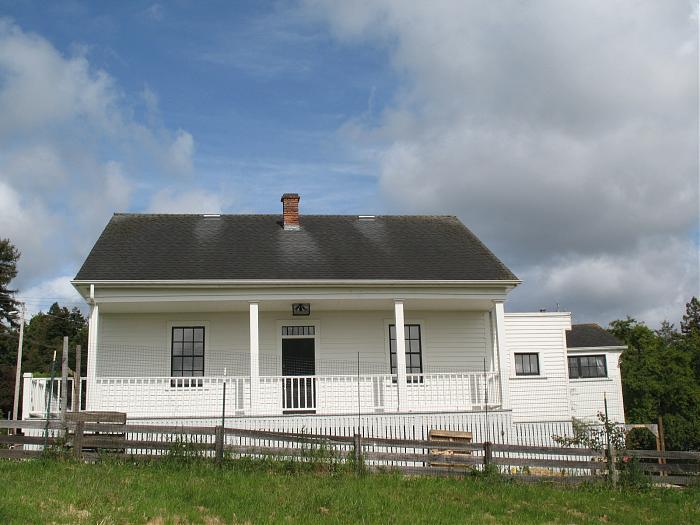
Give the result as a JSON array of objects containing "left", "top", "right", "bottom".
[{"left": 0, "top": 459, "right": 698, "bottom": 524}]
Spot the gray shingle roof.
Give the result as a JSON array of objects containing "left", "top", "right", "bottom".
[
  {"left": 566, "top": 324, "right": 624, "bottom": 348},
  {"left": 74, "top": 214, "right": 518, "bottom": 282}
]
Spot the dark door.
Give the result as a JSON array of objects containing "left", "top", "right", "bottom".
[{"left": 282, "top": 338, "right": 316, "bottom": 412}]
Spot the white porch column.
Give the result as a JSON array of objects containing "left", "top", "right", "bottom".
[
  {"left": 492, "top": 300, "right": 511, "bottom": 409},
  {"left": 85, "top": 303, "right": 99, "bottom": 410},
  {"left": 249, "top": 302, "right": 260, "bottom": 413},
  {"left": 394, "top": 300, "right": 408, "bottom": 411}
]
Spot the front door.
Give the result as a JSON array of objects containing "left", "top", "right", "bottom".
[{"left": 282, "top": 338, "right": 316, "bottom": 412}]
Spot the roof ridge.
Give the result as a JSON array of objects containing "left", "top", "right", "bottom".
[{"left": 112, "top": 213, "right": 460, "bottom": 219}]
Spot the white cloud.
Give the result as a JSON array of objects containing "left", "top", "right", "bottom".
[
  {"left": 18, "top": 275, "right": 85, "bottom": 317},
  {"left": 511, "top": 237, "right": 699, "bottom": 326},
  {"left": 309, "top": 0, "right": 699, "bottom": 325},
  {"left": 0, "top": 18, "right": 118, "bottom": 138},
  {"left": 167, "top": 130, "right": 195, "bottom": 175},
  {"left": 144, "top": 4, "right": 164, "bottom": 22},
  {"left": 0, "top": 20, "right": 196, "bottom": 311},
  {"left": 147, "top": 188, "right": 224, "bottom": 214}
]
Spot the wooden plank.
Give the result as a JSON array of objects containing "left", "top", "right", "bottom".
[
  {"left": 505, "top": 474, "right": 596, "bottom": 484},
  {"left": 637, "top": 463, "right": 700, "bottom": 474},
  {"left": 83, "top": 423, "right": 216, "bottom": 435},
  {"left": 368, "top": 465, "right": 473, "bottom": 477},
  {"left": 0, "top": 449, "right": 43, "bottom": 459},
  {"left": 73, "top": 420, "right": 84, "bottom": 459},
  {"left": 491, "top": 456, "right": 602, "bottom": 470},
  {"left": 81, "top": 438, "right": 214, "bottom": 451},
  {"left": 0, "top": 420, "right": 65, "bottom": 430},
  {"left": 0, "top": 435, "right": 59, "bottom": 446},
  {"left": 224, "top": 444, "right": 331, "bottom": 458},
  {"left": 363, "top": 451, "right": 484, "bottom": 465},
  {"left": 66, "top": 411, "right": 126, "bottom": 423},
  {"left": 626, "top": 449, "right": 700, "bottom": 460},
  {"left": 491, "top": 443, "right": 601, "bottom": 457},
  {"left": 650, "top": 475, "right": 699, "bottom": 486},
  {"left": 223, "top": 427, "right": 354, "bottom": 444},
  {"left": 360, "top": 436, "right": 483, "bottom": 450}
]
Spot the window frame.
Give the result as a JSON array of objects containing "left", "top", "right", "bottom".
[
  {"left": 388, "top": 323, "right": 424, "bottom": 378},
  {"left": 568, "top": 354, "right": 608, "bottom": 379},
  {"left": 170, "top": 325, "right": 206, "bottom": 379},
  {"left": 514, "top": 352, "right": 540, "bottom": 376}
]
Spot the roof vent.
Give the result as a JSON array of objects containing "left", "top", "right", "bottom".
[{"left": 358, "top": 215, "right": 375, "bottom": 221}]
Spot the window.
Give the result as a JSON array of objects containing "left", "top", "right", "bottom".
[
  {"left": 389, "top": 324, "right": 423, "bottom": 375},
  {"left": 281, "top": 325, "right": 315, "bottom": 336},
  {"left": 171, "top": 326, "right": 205, "bottom": 377},
  {"left": 568, "top": 355, "right": 607, "bottom": 379},
  {"left": 514, "top": 353, "right": 540, "bottom": 376}
]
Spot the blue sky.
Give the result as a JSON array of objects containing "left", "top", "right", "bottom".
[
  {"left": 3, "top": 1, "right": 391, "bottom": 212},
  {"left": 0, "top": 1, "right": 697, "bottom": 325}
]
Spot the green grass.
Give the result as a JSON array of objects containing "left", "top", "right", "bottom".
[{"left": 0, "top": 459, "right": 698, "bottom": 524}]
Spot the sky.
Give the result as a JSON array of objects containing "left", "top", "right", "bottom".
[{"left": 0, "top": 0, "right": 697, "bottom": 327}]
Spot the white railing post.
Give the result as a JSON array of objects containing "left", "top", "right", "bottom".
[
  {"left": 86, "top": 302, "right": 99, "bottom": 410},
  {"left": 492, "top": 301, "right": 511, "bottom": 410},
  {"left": 249, "top": 302, "right": 260, "bottom": 415},
  {"left": 21, "top": 373, "right": 32, "bottom": 420},
  {"left": 394, "top": 300, "right": 408, "bottom": 411}
]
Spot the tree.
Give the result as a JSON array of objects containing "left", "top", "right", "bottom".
[
  {"left": 0, "top": 303, "right": 88, "bottom": 418},
  {"left": 655, "top": 320, "right": 677, "bottom": 344},
  {"left": 0, "top": 238, "right": 21, "bottom": 332},
  {"left": 22, "top": 303, "right": 88, "bottom": 375},
  {"left": 681, "top": 297, "right": 700, "bottom": 336},
  {"left": 610, "top": 311, "right": 700, "bottom": 450}
]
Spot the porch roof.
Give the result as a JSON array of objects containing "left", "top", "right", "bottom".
[{"left": 75, "top": 214, "right": 518, "bottom": 282}]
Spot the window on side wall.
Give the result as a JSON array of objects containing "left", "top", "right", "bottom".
[
  {"left": 514, "top": 352, "right": 540, "bottom": 376},
  {"left": 389, "top": 324, "right": 423, "bottom": 381},
  {"left": 568, "top": 355, "right": 607, "bottom": 379},
  {"left": 171, "top": 326, "right": 205, "bottom": 386}
]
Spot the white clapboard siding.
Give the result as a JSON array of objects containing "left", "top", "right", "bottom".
[
  {"left": 504, "top": 313, "right": 572, "bottom": 423},
  {"left": 97, "top": 310, "right": 490, "bottom": 377}
]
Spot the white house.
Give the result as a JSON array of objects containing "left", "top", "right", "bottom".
[{"left": 23, "top": 194, "right": 626, "bottom": 441}]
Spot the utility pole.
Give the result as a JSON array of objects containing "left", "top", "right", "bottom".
[{"left": 12, "top": 304, "right": 25, "bottom": 422}]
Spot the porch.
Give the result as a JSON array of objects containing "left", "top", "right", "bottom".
[{"left": 29, "top": 291, "right": 513, "bottom": 420}]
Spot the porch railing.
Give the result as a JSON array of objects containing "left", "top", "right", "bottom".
[
  {"left": 23, "top": 375, "right": 87, "bottom": 418},
  {"left": 23, "top": 372, "right": 501, "bottom": 419}
]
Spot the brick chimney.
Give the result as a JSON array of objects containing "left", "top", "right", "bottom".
[{"left": 281, "top": 193, "right": 301, "bottom": 230}]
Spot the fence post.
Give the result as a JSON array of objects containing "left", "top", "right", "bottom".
[
  {"left": 60, "top": 337, "right": 69, "bottom": 426},
  {"left": 73, "top": 420, "right": 84, "bottom": 460},
  {"left": 604, "top": 393, "right": 618, "bottom": 484},
  {"left": 658, "top": 415, "right": 666, "bottom": 477},
  {"left": 73, "top": 345, "right": 81, "bottom": 412},
  {"left": 215, "top": 425, "right": 224, "bottom": 464},
  {"left": 483, "top": 441, "right": 492, "bottom": 470},
  {"left": 353, "top": 433, "right": 362, "bottom": 470},
  {"left": 43, "top": 350, "right": 57, "bottom": 450}
]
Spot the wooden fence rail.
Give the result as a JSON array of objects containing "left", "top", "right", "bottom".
[{"left": 1, "top": 417, "right": 698, "bottom": 486}]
